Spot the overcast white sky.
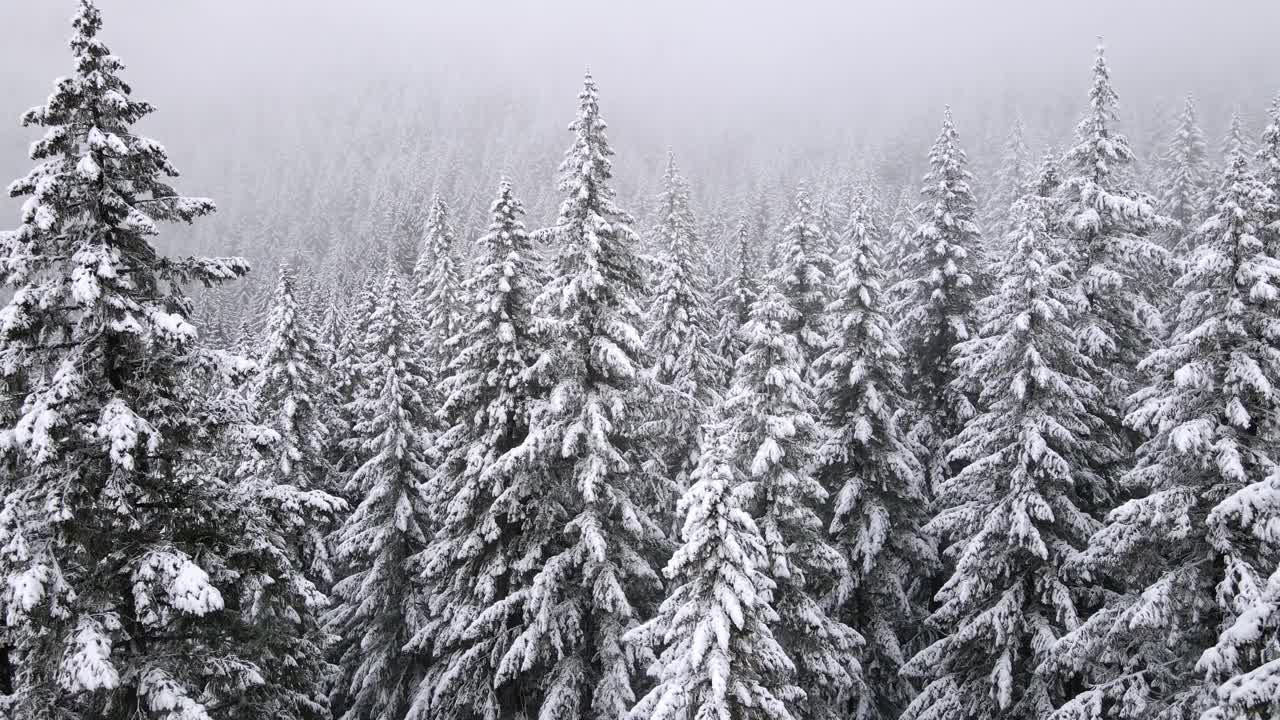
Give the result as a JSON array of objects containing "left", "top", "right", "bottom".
[
  {"left": 2, "top": 0, "right": 1277, "bottom": 120},
  {"left": 1, "top": 0, "right": 1278, "bottom": 219}
]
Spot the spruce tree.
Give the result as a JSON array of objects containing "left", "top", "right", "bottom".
[
  {"left": 714, "top": 223, "right": 760, "bottom": 376},
  {"left": 413, "top": 194, "right": 466, "bottom": 375},
  {"left": 407, "top": 181, "right": 551, "bottom": 720},
  {"left": 771, "top": 187, "right": 834, "bottom": 375},
  {"left": 884, "top": 188, "right": 918, "bottom": 289},
  {"left": 1200, "top": 568, "right": 1280, "bottom": 720},
  {"left": 485, "top": 72, "right": 666, "bottom": 720},
  {"left": 813, "top": 201, "right": 932, "bottom": 720},
  {"left": 325, "top": 272, "right": 434, "bottom": 720},
  {"left": 1258, "top": 96, "right": 1280, "bottom": 256},
  {"left": 1222, "top": 110, "right": 1252, "bottom": 163},
  {"left": 1058, "top": 44, "right": 1171, "bottom": 407},
  {"left": 1048, "top": 152, "right": 1280, "bottom": 720},
  {"left": 253, "top": 265, "right": 333, "bottom": 492},
  {"left": 0, "top": 3, "right": 334, "bottom": 718},
  {"left": 891, "top": 106, "right": 983, "bottom": 490},
  {"left": 644, "top": 152, "right": 726, "bottom": 507},
  {"left": 726, "top": 284, "right": 862, "bottom": 720},
  {"left": 1158, "top": 95, "right": 1212, "bottom": 240},
  {"left": 250, "top": 264, "right": 341, "bottom": 583},
  {"left": 330, "top": 275, "right": 381, "bottom": 478},
  {"left": 317, "top": 294, "right": 347, "bottom": 371},
  {"left": 983, "top": 116, "right": 1032, "bottom": 245},
  {"left": 902, "top": 188, "right": 1116, "bottom": 720},
  {"left": 627, "top": 426, "right": 803, "bottom": 720}
]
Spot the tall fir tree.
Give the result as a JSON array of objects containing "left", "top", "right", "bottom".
[
  {"left": 1221, "top": 110, "right": 1252, "bottom": 163},
  {"left": 252, "top": 265, "right": 334, "bottom": 491},
  {"left": 771, "top": 187, "right": 834, "bottom": 375},
  {"left": 249, "top": 264, "right": 342, "bottom": 584},
  {"left": 413, "top": 194, "right": 466, "bottom": 377},
  {"left": 1049, "top": 151, "right": 1280, "bottom": 720},
  {"left": 902, "top": 187, "right": 1117, "bottom": 720},
  {"left": 627, "top": 426, "right": 803, "bottom": 720},
  {"left": 884, "top": 188, "right": 919, "bottom": 289},
  {"left": 484, "top": 72, "right": 666, "bottom": 720},
  {"left": 891, "top": 106, "right": 984, "bottom": 491},
  {"left": 983, "top": 115, "right": 1033, "bottom": 246},
  {"left": 1057, "top": 44, "right": 1170, "bottom": 443},
  {"left": 407, "top": 181, "right": 551, "bottom": 720},
  {"left": 813, "top": 201, "right": 932, "bottom": 720},
  {"left": 0, "top": 3, "right": 340, "bottom": 718},
  {"left": 726, "top": 284, "right": 862, "bottom": 720},
  {"left": 1158, "top": 95, "right": 1212, "bottom": 243},
  {"left": 324, "top": 272, "right": 434, "bottom": 720},
  {"left": 330, "top": 274, "right": 382, "bottom": 478},
  {"left": 643, "top": 152, "right": 727, "bottom": 510},
  {"left": 714, "top": 223, "right": 760, "bottom": 377},
  {"left": 1258, "top": 96, "right": 1280, "bottom": 256}
]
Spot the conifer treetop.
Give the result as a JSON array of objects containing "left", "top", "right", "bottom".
[
  {"left": 1068, "top": 43, "right": 1128, "bottom": 186},
  {"left": 1159, "top": 93, "right": 1212, "bottom": 229}
]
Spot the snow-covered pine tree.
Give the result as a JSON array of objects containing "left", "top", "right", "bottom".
[
  {"left": 0, "top": 3, "right": 337, "bottom": 718},
  {"left": 1158, "top": 95, "right": 1212, "bottom": 244},
  {"left": 482, "top": 72, "right": 666, "bottom": 720},
  {"left": 1200, "top": 567, "right": 1280, "bottom": 720},
  {"left": 317, "top": 293, "right": 346, "bottom": 371},
  {"left": 644, "top": 151, "right": 727, "bottom": 510},
  {"left": 1258, "top": 96, "right": 1280, "bottom": 256},
  {"left": 1222, "top": 110, "right": 1252, "bottom": 163},
  {"left": 1261, "top": 97, "right": 1280, "bottom": 193},
  {"left": 816, "top": 196, "right": 845, "bottom": 269},
  {"left": 253, "top": 265, "right": 333, "bottom": 488},
  {"left": 714, "top": 223, "right": 760, "bottom": 377},
  {"left": 901, "top": 185, "right": 1117, "bottom": 720},
  {"left": 884, "top": 188, "right": 918, "bottom": 289},
  {"left": 406, "top": 180, "right": 551, "bottom": 720},
  {"left": 1034, "top": 152, "right": 1063, "bottom": 204},
  {"left": 330, "top": 274, "right": 381, "bottom": 478},
  {"left": 325, "top": 271, "right": 434, "bottom": 720},
  {"left": 813, "top": 200, "right": 933, "bottom": 720},
  {"left": 726, "top": 283, "right": 862, "bottom": 720},
  {"left": 1059, "top": 44, "right": 1171, "bottom": 408},
  {"left": 891, "top": 106, "right": 983, "bottom": 491},
  {"left": 1047, "top": 150, "right": 1280, "bottom": 720},
  {"left": 983, "top": 115, "right": 1032, "bottom": 246},
  {"left": 249, "top": 264, "right": 341, "bottom": 582},
  {"left": 771, "top": 186, "right": 834, "bottom": 374},
  {"left": 626, "top": 426, "right": 803, "bottom": 720},
  {"left": 413, "top": 194, "right": 467, "bottom": 376}
]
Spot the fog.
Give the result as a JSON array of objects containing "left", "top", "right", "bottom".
[
  {"left": 2, "top": 0, "right": 1279, "bottom": 268},
  {"left": 4, "top": 1, "right": 1277, "bottom": 116}
]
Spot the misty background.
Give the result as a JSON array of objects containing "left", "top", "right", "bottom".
[{"left": 2, "top": 0, "right": 1279, "bottom": 285}]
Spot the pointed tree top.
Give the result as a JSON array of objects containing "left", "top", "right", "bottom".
[
  {"left": 936, "top": 106, "right": 961, "bottom": 141},
  {"left": 382, "top": 265, "right": 404, "bottom": 294},
  {"left": 1088, "top": 42, "right": 1118, "bottom": 118},
  {"left": 579, "top": 69, "right": 599, "bottom": 108},
  {"left": 276, "top": 262, "right": 296, "bottom": 289},
  {"left": 423, "top": 194, "right": 455, "bottom": 250},
  {"left": 1223, "top": 108, "right": 1250, "bottom": 158},
  {"left": 1035, "top": 151, "right": 1061, "bottom": 197},
  {"left": 1177, "top": 94, "right": 1199, "bottom": 127},
  {"left": 428, "top": 192, "right": 447, "bottom": 216},
  {"left": 793, "top": 182, "right": 813, "bottom": 207},
  {"left": 72, "top": 0, "right": 103, "bottom": 40},
  {"left": 664, "top": 148, "right": 679, "bottom": 175}
]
